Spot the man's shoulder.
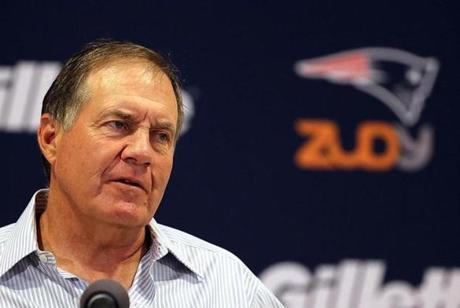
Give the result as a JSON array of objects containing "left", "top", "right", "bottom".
[{"left": 155, "top": 223, "right": 285, "bottom": 307}]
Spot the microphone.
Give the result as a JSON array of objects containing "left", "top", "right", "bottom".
[{"left": 80, "top": 279, "right": 130, "bottom": 308}]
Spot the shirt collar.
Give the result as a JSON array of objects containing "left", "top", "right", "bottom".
[
  {"left": 148, "top": 219, "right": 204, "bottom": 280},
  {"left": 0, "top": 189, "right": 204, "bottom": 280},
  {"left": 0, "top": 190, "right": 44, "bottom": 277}
]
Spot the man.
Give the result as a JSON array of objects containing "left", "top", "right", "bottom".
[{"left": 0, "top": 40, "right": 284, "bottom": 307}]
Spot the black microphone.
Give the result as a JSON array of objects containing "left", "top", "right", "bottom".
[{"left": 80, "top": 279, "right": 130, "bottom": 308}]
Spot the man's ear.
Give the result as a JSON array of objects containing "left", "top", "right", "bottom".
[{"left": 37, "top": 114, "right": 61, "bottom": 166}]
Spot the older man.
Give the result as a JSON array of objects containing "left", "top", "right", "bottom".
[{"left": 0, "top": 40, "right": 284, "bottom": 307}]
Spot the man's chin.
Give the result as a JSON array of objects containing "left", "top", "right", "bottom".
[
  {"left": 92, "top": 186, "right": 157, "bottom": 227},
  {"left": 100, "top": 201, "right": 152, "bottom": 228},
  {"left": 106, "top": 181, "right": 148, "bottom": 199}
]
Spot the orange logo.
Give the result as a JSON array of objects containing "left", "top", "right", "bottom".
[{"left": 295, "top": 120, "right": 400, "bottom": 171}]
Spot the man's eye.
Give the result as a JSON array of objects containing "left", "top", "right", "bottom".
[
  {"left": 156, "top": 132, "right": 171, "bottom": 143},
  {"left": 108, "top": 121, "right": 128, "bottom": 131}
]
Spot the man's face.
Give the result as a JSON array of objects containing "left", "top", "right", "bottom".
[{"left": 49, "top": 60, "right": 178, "bottom": 228}]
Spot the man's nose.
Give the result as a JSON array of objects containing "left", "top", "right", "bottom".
[{"left": 121, "top": 129, "right": 153, "bottom": 166}]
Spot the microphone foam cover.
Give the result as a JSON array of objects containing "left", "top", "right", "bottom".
[{"left": 80, "top": 279, "right": 130, "bottom": 308}]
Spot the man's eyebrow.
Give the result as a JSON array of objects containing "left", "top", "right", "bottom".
[
  {"left": 98, "top": 110, "right": 176, "bottom": 132},
  {"left": 98, "top": 110, "right": 138, "bottom": 122},
  {"left": 154, "top": 121, "right": 176, "bottom": 133}
]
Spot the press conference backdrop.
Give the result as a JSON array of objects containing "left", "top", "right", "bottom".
[{"left": 1, "top": 1, "right": 459, "bottom": 307}]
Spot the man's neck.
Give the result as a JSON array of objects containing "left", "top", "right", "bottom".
[{"left": 37, "top": 192, "right": 149, "bottom": 289}]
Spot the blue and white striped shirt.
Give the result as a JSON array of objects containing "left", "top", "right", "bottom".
[{"left": 0, "top": 190, "right": 284, "bottom": 307}]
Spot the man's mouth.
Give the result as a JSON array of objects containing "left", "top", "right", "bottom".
[{"left": 113, "top": 178, "right": 145, "bottom": 191}]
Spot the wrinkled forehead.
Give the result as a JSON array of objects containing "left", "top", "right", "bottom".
[
  {"left": 76, "top": 58, "right": 172, "bottom": 110},
  {"left": 82, "top": 60, "right": 177, "bottom": 118},
  {"left": 85, "top": 58, "right": 163, "bottom": 89}
]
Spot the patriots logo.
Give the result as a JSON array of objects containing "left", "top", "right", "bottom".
[{"left": 294, "top": 48, "right": 439, "bottom": 126}]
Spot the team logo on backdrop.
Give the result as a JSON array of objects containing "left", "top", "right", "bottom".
[
  {"left": 0, "top": 61, "right": 194, "bottom": 135},
  {"left": 293, "top": 48, "right": 440, "bottom": 172},
  {"left": 259, "top": 260, "right": 460, "bottom": 308}
]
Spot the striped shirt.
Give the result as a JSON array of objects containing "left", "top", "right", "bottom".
[{"left": 0, "top": 190, "right": 284, "bottom": 307}]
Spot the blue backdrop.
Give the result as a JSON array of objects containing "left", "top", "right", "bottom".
[{"left": 1, "top": 1, "right": 459, "bottom": 307}]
